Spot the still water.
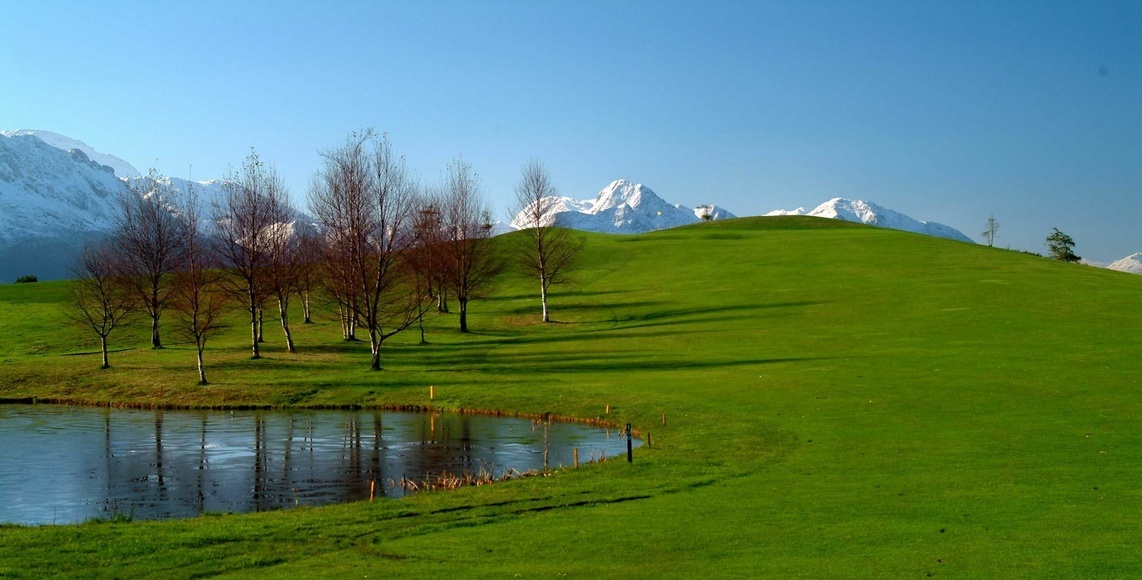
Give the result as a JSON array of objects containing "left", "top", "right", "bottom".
[{"left": 0, "top": 405, "right": 636, "bottom": 525}]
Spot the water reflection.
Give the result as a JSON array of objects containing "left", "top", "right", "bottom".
[{"left": 0, "top": 405, "right": 637, "bottom": 525}]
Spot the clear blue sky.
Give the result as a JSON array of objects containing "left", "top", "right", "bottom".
[{"left": 2, "top": 0, "right": 1139, "bottom": 262}]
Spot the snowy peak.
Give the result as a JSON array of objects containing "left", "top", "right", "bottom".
[
  {"left": 1, "top": 129, "right": 141, "bottom": 179},
  {"left": 767, "top": 198, "right": 973, "bottom": 243},
  {"left": 1107, "top": 253, "right": 1142, "bottom": 275},
  {"left": 510, "top": 180, "right": 736, "bottom": 234},
  {"left": 590, "top": 179, "right": 653, "bottom": 213}
]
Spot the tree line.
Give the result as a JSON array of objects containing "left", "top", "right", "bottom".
[{"left": 68, "top": 130, "right": 579, "bottom": 383}]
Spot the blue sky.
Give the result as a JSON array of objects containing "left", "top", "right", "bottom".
[{"left": 2, "top": 1, "right": 1139, "bottom": 262}]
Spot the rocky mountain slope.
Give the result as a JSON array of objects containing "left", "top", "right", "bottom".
[
  {"left": 0, "top": 133, "right": 131, "bottom": 280},
  {"left": 1, "top": 130, "right": 141, "bottom": 179}
]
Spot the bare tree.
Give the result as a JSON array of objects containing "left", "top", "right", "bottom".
[
  {"left": 294, "top": 224, "right": 320, "bottom": 324},
  {"left": 264, "top": 216, "right": 302, "bottom": 354},
  {"left": 407, "top": 195, "right": 450, "bottom": 343},
  {"left": 309, "top": 131, "right": 423, "bottom": 370},
  {"left": 440, "top": 157, "right": 504, "bottom": 333},
  {"left": 309, "top": 161, "right": 363, "bottom": 341},
  {"left": 67, "top": 243, "right": 136, "bottom": 369},
  {"left": 115, "top": 169, "right": 187, "bottom": 349},
  {"left": 512, "top": 159, "right": 581, "bottom": 323},
  {"left": 411, "top": 194, "right": 451, "bottom": 313},
  {"left": 214, "top": 150, "right": 291, "bottom": 359},
  {"left": 981, "top": 214, "right": 999, "bottom": 247},
  {"left": 169, "top": 183, "right": 229, "bottom": 384}
]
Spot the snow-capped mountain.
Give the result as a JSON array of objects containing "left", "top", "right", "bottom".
[
  {"left": 0, "top": 132, "right": 131, "bottom": 280},
  {"left": 766, "top": 198, "right": 973, "bottom": 243},
  {"left": 0, "top": 132, "right": 239, "bottom": 281},
  {"left": 1, "top": 129, "right": 141, "bottom": 179},
  {"left": 0, "top": 133, "right": 130, "bottom": 236},
  {"left": 510, "top": 179, "right": 736, "bottom": 234},
  {"left": 1107, "top": 253, "right": 1142, "bottom": 275}
]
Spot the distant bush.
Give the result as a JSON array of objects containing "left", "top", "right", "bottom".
[{"left": 14, "top": 275, "right": 38, "bottom": 283}]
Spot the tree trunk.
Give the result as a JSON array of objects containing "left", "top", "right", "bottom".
[
  {"left": 279, "top": 299, "right": 295, "bottom": 353},
  {"left": 339, "top": 303, "right": 359, "bottom": 341},
  {"left": 338, "top": 303, "right": 349, "bottom": 339},
  {"left": 249, "top": 299, "right": 261, "bottom": 359},
  {"left": 151, "top": 315, "right": 162, "bottom": 349},
  {"left": 256, "top": 307, "right": 265, "bottom": 343},
  {"left": 302, "top": 290, "right": 312, "bottom": 323},
  {"left": 369, "top": 328, "right": 381, "bottom": 371},
  {"left": 196, "top": 347, "right": 208, "bottom": 385},
  {"left": 459, "top": 299, "right": 469, "bottom": 333},
  {"left": 540, "top": 274, "right": 550, "bottom": 323},
  {"left": 100, "top": 335, "right": 110, "bottom": 369}
]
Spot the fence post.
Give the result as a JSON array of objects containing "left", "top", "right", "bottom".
[{"left": 626, "top": 423, "right": 633, "bottom": 463}]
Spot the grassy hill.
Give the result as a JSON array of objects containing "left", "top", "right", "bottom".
[{"left": 1, "top": 216, "right": 1140, "bottom": 577}]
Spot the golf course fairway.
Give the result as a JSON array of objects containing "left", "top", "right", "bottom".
[{"left": 1, "top": 216, "right": 1140, "bottom": 577}]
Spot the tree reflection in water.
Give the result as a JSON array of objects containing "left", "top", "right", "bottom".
[{"left": 0, "top": 405, "right": 637, "bottom": 525}]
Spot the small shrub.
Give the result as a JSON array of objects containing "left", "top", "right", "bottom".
[
  {"left": 86, "top": 503, "right": 135, "bottom": 524},
  {"left": 14, "top": 275, "right": 37, "bottom": 283}
]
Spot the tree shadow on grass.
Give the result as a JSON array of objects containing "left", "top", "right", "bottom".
[
  {"left": 222, "top": 301, "right": 829, "bottom": 379},
  {"left": 508, "top": 299, "right": 673, "bottom": 317},
  {"left": 401, "top": 343, "right": 830, "bottom": 375},
  {"left": 393, "top": 300, "right": 830, "bottom": 352},
  {"left": 547, "top": 300, "right": 830, "bottom": 331}
]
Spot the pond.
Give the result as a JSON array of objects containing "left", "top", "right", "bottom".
[{"left": 0, "top": 404, "right": 638, "bottom": 525}]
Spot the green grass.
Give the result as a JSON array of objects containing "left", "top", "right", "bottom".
[{"left": 1, "top": 216, "right": 1140, "bottom": 577}]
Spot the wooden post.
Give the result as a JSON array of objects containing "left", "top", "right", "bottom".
[
  {"left": 430, "top": 385, "right": 434, "bottom": 400},
  {"left": 662, "top": 413, "right": 667, "bottom": 427},
  {"left": 370, "top": 479, "right": 376, "bottom": 502},
  {"left": 647, "top": 432, "right": 652, "bottom": 448},
  {"left": 605, "top": 404, "right": 610, "bottom": 414},
  {"left": 574, "top": 447, "right": 579, "bottom": 468},
  {"left": 626, "top": 423, "right": 633, "bottom": 463}
]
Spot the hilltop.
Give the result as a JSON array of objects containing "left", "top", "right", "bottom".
[{"left": 767, "top": 197, "right": 974, "bottom": 242}]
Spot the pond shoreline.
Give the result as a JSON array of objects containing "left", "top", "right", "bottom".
[{"left": 0, "top": 397, "right": 646, "bottom": 438}]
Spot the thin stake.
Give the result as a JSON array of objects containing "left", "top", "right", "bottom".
[
  {"left": 647, "top": 432, "right": 652, "bottom": 448},
  {"left": 370, "top": 479, "right": 375, "bottom": 502},
  {"left": 574, "top": 447, "right": 579, "bottom": 469},
  {"left": 662, "top": 413, "right": 667, "bottom": 427},
  {"left": 605, "top": 404, "right": 610, "bottom": 415},
  {"left": 626, "top": 423, "right": 633, "bottom": 463},
  {"left": 430, "top": 385, "right": 434, "bottom": 400}
]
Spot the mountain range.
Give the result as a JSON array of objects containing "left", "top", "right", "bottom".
[
  {"left": 2, "top": 130, "right": 1138, "bottom": 281},
  {"left": 765, "top": 198, "right": 975, "bottom": 243},
  {"left": 0, "top": 131, "right": 228, "bottom": 281},
  {"left": 509, "top": 179, "right": 736, "bottom": 233},
  {"left": 509, "top": 181, "right": 976, "bottom": 244}
]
